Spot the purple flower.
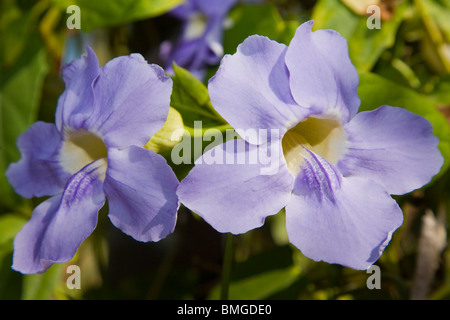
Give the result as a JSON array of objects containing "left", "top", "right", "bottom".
[
  {"left": 6, "top": 47, "right": 179, "bottom": 274},
  {"left": 160, "top": 0, "right": 237, "bottom": 80},
  {"left": 177, "top": 21, "right": 444, "bottom": 270}
]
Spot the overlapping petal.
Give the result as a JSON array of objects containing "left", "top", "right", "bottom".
[
  {"left": 104, "top": 146, "right": 179, "bottom": 242},
  {"left": 338, "top": 106, "right": 444, "bottom": 195},
  {"left": 177, "top": 139, "right": 294, "bottom": 234},
  {"left": 83, "top": 55, "right": 172, "bottom": 149},
  {"left": 208, "top": 35, "right": 308, "bottom": 144},
  {"left": 55, "top": 46, "right": 99, "bottom": 132},
  {"left": 285, "top": 151, "right": 403, "bottom": 270},
  {"left": 12, "top": 159, "right": 107, "bottom": 274},
  {"left": 285, "top": 21, "right": 360, "bottom": 122},
  {"left": 5, "top": 122, "right": 70, "bottom": 198}
]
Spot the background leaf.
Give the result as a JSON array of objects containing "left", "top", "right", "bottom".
[
  {"left": 52, "top": 0, "right": 183, "bottom": 32},
  {"left": 312, "top": 0, "right": 408, "bottom": 71},
  {"left": 170, "top": 63, "right": 227, "bottom": 129},
  {"left": 208, "top": 245, "right": 300, "bottom": 300},
  {"left": 0, "top": 12, "right": 49, "bottom": 210}
]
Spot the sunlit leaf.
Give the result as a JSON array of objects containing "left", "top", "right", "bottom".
[
  {"left": 52, "top": 0, "right": 183, "bottom": 31},
  {"left": 145, "top": 107, "right": 185, "bottom": 153},
  {"left": 170, "top": 63, "right": 227, "bottom": 128},
  {"left": 224, "top": 3, "right": 286, "bottom": 53}
]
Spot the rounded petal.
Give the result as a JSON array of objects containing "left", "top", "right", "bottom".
[
  {"left": 285, "top": 21, "right": 360, "bottom": 122},
  {"left": 104, "top": 146, "right": 179, "bottom": 242},
  {"left": 208, "top": 35, "right": 308, "bottom": 144},
  {"left": 12, "top": 159, "right": 106, "bottom": 274},
  {"left": 6, "top": 122, "right": 70, "bottom": 198},
  {"left": 55, "top": 46, "right": 99, "bottom": 131},
  {"left": 177, "top": 139, "right": 294, "bottom": 234},
  {"left": 338, "top": 106, "right": 444, "bottom": 195},
  {"left": 285, "top": 151, "right": 403, "bottom": 270},
  {"left": 84, "top": 55, "right": 173, "bottom": 149}
]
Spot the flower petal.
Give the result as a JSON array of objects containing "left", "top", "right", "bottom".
[
  {"left": 177, "top": 139, "right": 294, "bottom": 234},
  {"left": 208, "top": 35, "right": 308, "bottom": 144},
  {"left": 285, "top": 150, "right": 403, "bottom": 270},
  {"left": 83, "top": 55, "right": 172, "bottom": 149},
  {"left": 55, "top": 46, "right": 99, "bottom": 131},
  {"left": 193, "top": 0, "right": 237, "bottom": 16},
  {"left": 104, "top": 146, "right": 179, "bottom": 242},
  {"left": 338, "top": 106, "right": 444, "bottom": 195},
  {"left": 12, "top": 159, "right": 106, "bottom": 274},
  {"left": 285, "top": 21, "right": 360, "bottom": 122},
  {"left": 6, "top": 122, "right": 70, "bottom": 198}
]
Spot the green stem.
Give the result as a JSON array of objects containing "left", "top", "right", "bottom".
[{"left": 220, "top": 233, "right": 234, "bottom": 300}]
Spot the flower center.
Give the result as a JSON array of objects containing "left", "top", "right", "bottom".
[
  {"left": 185, "top": 12, "right": 208, "bottom": 40},
  {"left": 59, "top": 130, "right": 108, "bottom": 175},
  {"left": 282, "top": 117, "right": 347, "bottom": 176}
]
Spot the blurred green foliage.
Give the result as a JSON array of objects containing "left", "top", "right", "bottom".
[{"left": 0, "top": 0, "right": 449, "bottom": 300}]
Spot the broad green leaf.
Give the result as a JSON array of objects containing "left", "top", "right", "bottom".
[
  {"left": 0, "top": 33, "right": 49, "bottom": 209},
  {"left": 208, "top": 245, "right": 300, "bottom": 300},
  {"left": 431, "top": 75, "right": 450, "bottom": 105},
  {"left": 209, "top": 265, "right": 300, "bottom": 300},
  {"left": 312, "top": 0, "right": 407, "bottom": 71},
  {"left": 0, "top": 214, "right": 27, "bottom": 270},
  {"left": 0, "top": 213, "right": 27, "bottom": 299},
  {"left": 0, "top": 0, "right": 49, "bottom": 68},
  {"left": 0, "top": 214, "right": 26, "bottom": 251},
  {"left": 170, "top": 63, "right": 227, "bottom": 128},
  {"left": 52, "top": 0, "right": 183, "bottom": 31},
  {"left": 224, "top": 3, "right": 286, "bottom": 53},
  {"left": 358, "top": 71, "right": 450, "bottom": 177},
  {"left": 22, "top": 263, "right": 65, "bottom": 300}
]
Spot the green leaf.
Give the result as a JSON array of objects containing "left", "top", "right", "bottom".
[
  {"left": 170, "top": 63, "right": 227, "bottom": 129},
  {"left": 430, "top": 75, "right": 450, "bottom": 105},
  {"left": 0, "top": 29, "right": 49, "bottom": 210},
  {"left": 0, "top": 214, "right": 26, "bottom": 250},
  {"left": 0, "top": 0, "right": 49, "bottom": 68},
  {"left": 0, "top": 214, "right": 27, "bottom": 269},
  {"left": 312, "top": 0, "right": 407, "bottom": 71},
  {"left": 208, "top": 245, "right": 300, "bottom": 300},
  {"left": 224, "top": 3, "right": 286, "bottom": 53},
  {"left": 209, "top": 265, "right": 300, "bottom": 300},
  {"left": 52, "top": 0, "right": 183, "bottom": 31},
  {"left": 358, "top": 71, "right": 450, "bottom": 177},
  {"left": 22, "top": 263, "right": 65, "bottom": 300},
  {"left": 0, "top": 213, "right": 27, "bottom": 299}
]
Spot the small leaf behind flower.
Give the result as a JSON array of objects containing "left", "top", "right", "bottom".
[
  {"left": 145, "top": 107, "right": 184, "bottom": 154},
  {"left": 170, "top": 63, "right": 227, "bottom": 128}
]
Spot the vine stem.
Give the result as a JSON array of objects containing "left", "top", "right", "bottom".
[{"left": 220, "top": 233, "right": 234, "bottom": 300}]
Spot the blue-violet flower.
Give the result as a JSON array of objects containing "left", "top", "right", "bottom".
[
  {"left": 177, "top": 21, "right": 444, "bottom": 270},
  {"left": 6, "top": 47, "right": 179, "bottom": 274},
  {"left": 160, "top": 0, "right": 237, "bottom": 80}
]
